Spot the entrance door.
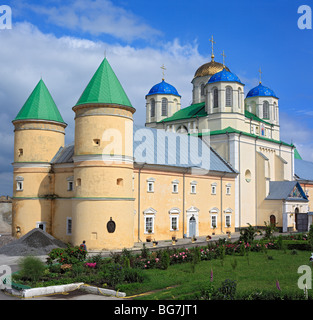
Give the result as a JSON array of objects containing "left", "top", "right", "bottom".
[
  {"left": 295, "top": 209, "right": 308, "bottom": 232},
  {"left": 189, "top": 216, "right": 196, "bottom": 238},
  {"left": 270, "top": 215, "right": 276, "bottom": 227}
]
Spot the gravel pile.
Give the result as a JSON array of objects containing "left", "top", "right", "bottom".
[{"left": 0, "top": 228, "right": 67, "bottom": 256}]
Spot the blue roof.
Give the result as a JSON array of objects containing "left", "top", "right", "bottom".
[
  {"left": 295, "top": 159, "right": 313, "bottom": 181},
  {"left": 266, "top": 181, "right": 308, "bottom": 201},
  {"left": 133, "top": 125, "right": 236, "bottom": 173},
  {"left": 208, "top": 68, "right": 243, "bottom": 84},
  {"left": 52, "top": 126, "right": 237, "bottom": 174},
  {"left": 246, "top": 83, "right": 277, "bottom": 98},
  {"left": 146, "top": 79, "right": 181, "bottom": 97}
]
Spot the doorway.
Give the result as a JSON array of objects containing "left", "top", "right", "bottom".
[{"left": 189, "top": 216, "right": 196, "bottom": 238}]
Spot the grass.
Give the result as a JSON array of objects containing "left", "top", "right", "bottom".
[{"left": 117, "top": 249, "right": 313, "bottom": 300}]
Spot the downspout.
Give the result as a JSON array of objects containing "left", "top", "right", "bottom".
[
  {"left": 137, "top": 163, "right": 145, "bottom": 242},
  {"left": 220, "top": 173, "right": 226, "bottom": 234},
  {"left": 238, "top": 132, "right": 242, "bottom": 230},
  {"left": 255, "top": 136, "right": 258, "bottom": 228},
  {"left": 183, "top": 168, "right": 188, "bottom": 238}
]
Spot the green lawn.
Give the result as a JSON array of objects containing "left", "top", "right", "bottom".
[{"left": 117, "top": 250, "right": 313, "bottom": 300}]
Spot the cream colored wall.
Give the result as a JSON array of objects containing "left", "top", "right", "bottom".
[
  {"left": 13, "top": 121, "right": 65, "bottom": 163},
  {"left": 133, "top": 168, "right": 236, "bottom": 243}
]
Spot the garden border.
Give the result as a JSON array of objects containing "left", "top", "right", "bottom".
[{"left": 3, "top": 282, "right": 126, "bottom": 298}]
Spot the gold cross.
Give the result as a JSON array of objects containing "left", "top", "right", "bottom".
[
  {"left": 221, "top": 50, "right": 226, "bottom": 68},
  {"left": 209, "top": 35, "right": 216, "bottom": 60},
  {"left": 259, "top": 68, "right": 262, "bottom": 84},
  {"left": 161, "top": 64, "right": 166, "bottom": 80}
]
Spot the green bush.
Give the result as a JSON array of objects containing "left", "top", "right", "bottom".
[
  {"left": 282, "top": 240, "right": 311, "bottom": 251},
  {"left": 46, "top": 244, "right": 87, "bottom": 265},
  {"left": 18, "top": 256, "right": 46, "bottom": 283},
  {"left": 160, "top": 250, "right": 170, "bottom": 270},
  {"left": 124, "top": 268, "right": 145, "bottom": 283}
]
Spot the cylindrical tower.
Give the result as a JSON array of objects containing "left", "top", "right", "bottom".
[
  {"left": 12, "top": 79, "right": 66, "bottom": 237},
  {"left": 71, "top": 58, "right": 136, "bottom": 250}
]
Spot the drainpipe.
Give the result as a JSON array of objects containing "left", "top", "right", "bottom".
[
  {"left": 183, "top": 168, "right": 188, "bottom": 238},
  {"left": 137, "top": 163, "right": 146, "bottom": 242},
  {"left": 255, "top": 136, "right": 258, "bottom": 228},
  {"left": 238, "top": 132, "right": 242, "bottom": 230},
  {"left": 220, "top": 173, "right": 226, "bottom": 234}
]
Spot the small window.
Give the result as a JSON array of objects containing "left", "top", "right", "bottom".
[
  {"left": 147, "top": 178, "right": 155, "bottom": 192},
  {"left": 36, "top": 222, "right": 46, "bottom": 232},
  {"left": 150, "top": 99, "right": 155, "bottom": 118},
  {"left": 16, "top": 181, "right": 23, "bottom": 191},
  {"left": 145, "top": 216, "right": 154, "bottom": 234},
  {"left": 148, "top": 182, "right": 154, "bottom": 192},
  {"left": 66, "top": 218, "right": 72, "bottom": 235},
  {"left": 68, "top": 181, "right": 74, "bottom": 191},
  {"left": 225, "top": 215, "right": 231, "bottom": 228},
  {"left": 213, "top": 88, "right": 218, "bottom": 108},
  {"left": 225, "top": 86, "right": 233, "bottom": 106},
  {"left": 161, "top": 98, "right": 168, "bottom": 116},
  {"left": 93, "top": 139, "right": 100, "bottom": 146},
  {"left": 172, "top": 184, "right": 178, "bottom": 193},
  {"left": 191, "top": 185, "right": 196, "bottom": 194},
  {"left": 263, "top": 101, "right": 269, "bottom": 119},
  {"left": 76, "top": 178, "right": 81, "bottom": 187},
  {"left": 171, "top": 216, "right": 178, "bottom": 231},
  {"left": 211, "top": 215, "right": 217, "bottom": 229},
  {"left": 18, "top": 149, "right": 23, "bottom": 157},
  {"left": 211, "top": 183, "right": 217, "bottom": 195},
  {"left": 245, "top": 170, "right": 251, "bottom": 183},
  {"left": 226, "top": 184, "right": 231, "bottom": 195},
  {"left": 117, "top": 178, "right": 123, "bottom": 186}
]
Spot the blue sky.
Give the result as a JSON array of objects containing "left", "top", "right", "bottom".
[{"left": 0, "top": 0, "right": 313, "bottom": 195}]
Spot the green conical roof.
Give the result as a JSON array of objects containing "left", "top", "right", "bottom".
[
  {"left": 75, "top": 58, "right": 132, "bottom": 108},
  {"left": 14, "top": 79, "right": 65, "bottom": 124}
]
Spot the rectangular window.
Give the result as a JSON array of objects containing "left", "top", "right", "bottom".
[
  {"left": 66, "top": 218, "right": 72, "bottom": 235},
  {"left": 18, "top": 148, "right": 23, "bottom": 157},
  {"left": 145, "top": 216, "right": 154, "bottom": 233},
  {"left": 191, "top": 185, "right": 196, "bottom": 194},
  {"left": 226, "top": 186, "right": 231, "bottom": 195},
  {"left": 211, "top": 185, "right": 217, "bottom": 195},
  {"left": 171, "top": 216, "right": 178, "bottom": 230},
  {"left": 16, "top": 181, "right": 23, "bottom": 191},
  {"left": 211, "top": 215, "right": 217, "bottom": 228},
  {"left": 147, "top": 182, "right": 154, "bottom": 192},
  {"left": 225, "top": 215, "right": 231, "bottom": 228},
  {"left": 172, "top": 183, "right": 178, "bottom": 193},
  {"left": 68, "top": 181, "right": 73, "bottom": 191}
]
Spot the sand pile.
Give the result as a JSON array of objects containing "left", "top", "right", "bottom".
[{"left": 0, "top": 228, "right": 67, "bottom": 256}]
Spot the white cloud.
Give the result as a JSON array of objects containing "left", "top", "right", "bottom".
[{"left": 24, "top": 0, "right": 162, "bottom": 42}]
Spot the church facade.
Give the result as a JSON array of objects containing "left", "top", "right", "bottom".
[{"left": 11, "top": 49, "right": 313, "bottom": 250}]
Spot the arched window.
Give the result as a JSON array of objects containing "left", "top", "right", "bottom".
[
  {"left": 238, "top": 87, "right": 242, "bottom": 109},
  {"left": 200, "top": 83, "right": 205, "bottom": 96},
  {"left": 263, "top": 101, "right": 269, "bottom": 119},
  {"left": 213, "top": 88, "right": 218, "bottom": 108},
  {"left": 150, "top": 99, "right": 155, "bottom": 118},
  {"left": 273, "top": 102, "right": 277, "bottom": 121},
  {"left": 162, "top": 98, "right": 168, "bottom": 116},
  {"left": 225, "top": 86, "right": 232, "bottom": 107}
]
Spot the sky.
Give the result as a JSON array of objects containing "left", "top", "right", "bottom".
[{"left": 0, "top": 0, "right": 313, "bottom": 196}]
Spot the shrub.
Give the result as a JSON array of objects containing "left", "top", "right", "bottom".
[
  {"left": 216, "top": 279, "right": 237, "bottom": 300},
  {"left": 124, "top": 268, "right": 145, "bottom": 283},
  {"left": 160, "top": 250, "right": 170, "bottom": 270},
  {"left": 18, "top": 256, "right": 46, "bottom": 283},
  {"left": 46, "top": 244, "right": 87, "bottom": 265},
  {"left": 239, "top": 224, "right": 260, "bottom": 243}
]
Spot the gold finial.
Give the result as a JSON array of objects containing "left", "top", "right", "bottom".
[
  {"left": 259, "top": 68, "right": 262, "bottom": 84},
  {"left": 221, "top": 50, "right": 226, "bottom": 68},
  {"left": 209, "top": 35, "right": 216, "bottom": 61},
  {"left": 161, "top": 64, "right": 166, "bottom": 80}
]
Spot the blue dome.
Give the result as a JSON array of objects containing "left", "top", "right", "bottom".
[
  {"left": 146, "top": 79, "right": 181, "bottom": 97},
  {"left": 246, "top": 83, "right": 277, "bottom": 98},
  {"left": 208, "top": 68, "right": 243, "bottom": 84}
]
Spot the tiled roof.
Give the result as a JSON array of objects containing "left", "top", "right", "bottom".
[
  {"left": 75, "top": 58, "right": 133, "bottom": 108},
  {"left": 14, "top": 79, "right": 65, "bottom": 124}
]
